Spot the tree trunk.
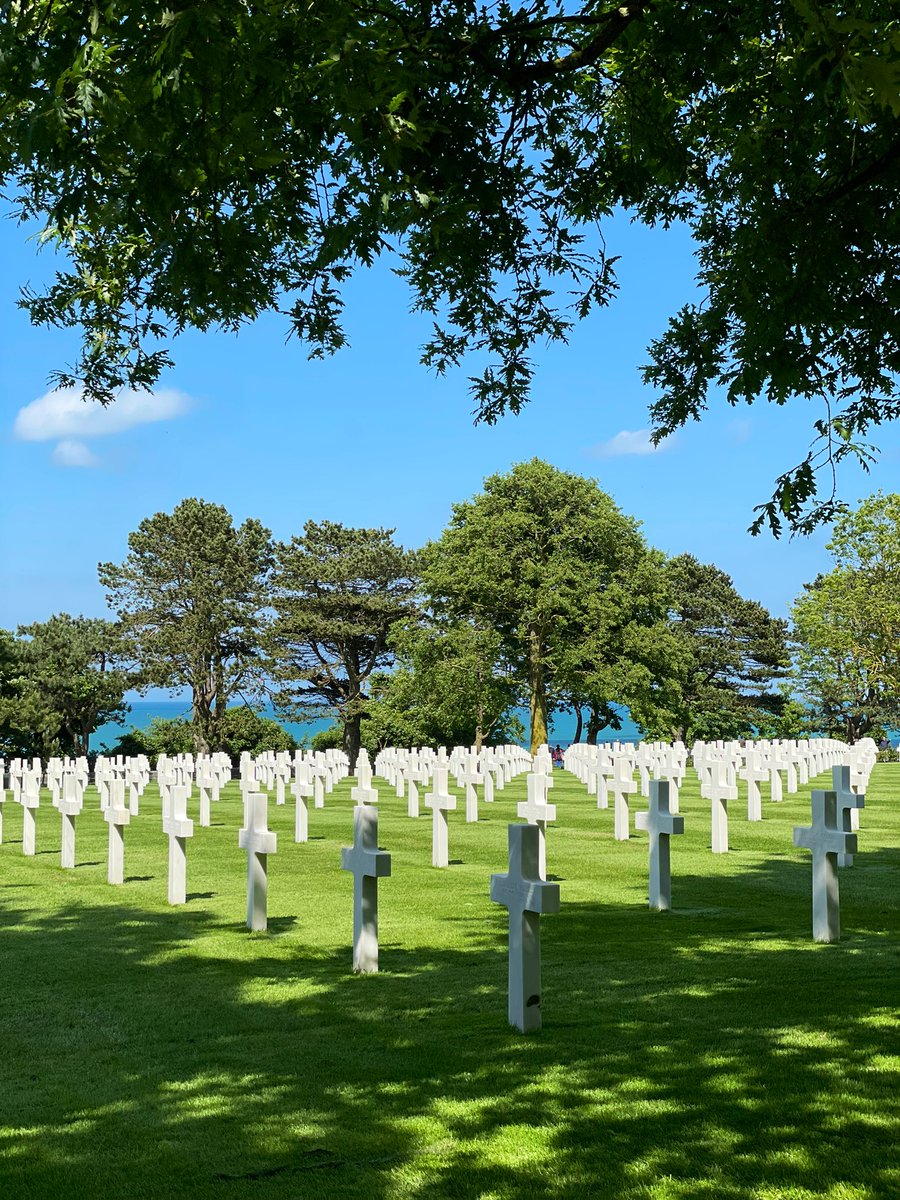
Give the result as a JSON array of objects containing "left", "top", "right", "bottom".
[
  {"left": 344, "top": 712, "right": 362, "bottom": 772},
  {"left": 192, "top": 682, "right": 212, "bottom": 755},
  {"left": 586, "top": 706, "right": 602, "bottom": 745},
  {"left": 475, "top": 658, "right": 484, "bottom": 752},
  {"left": 527, "top": 626, "right": 548, "bottom": 754},
  {"left": 573, "top": 705, "right": 584, "bottom": 744}
]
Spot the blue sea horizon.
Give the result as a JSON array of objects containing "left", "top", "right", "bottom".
[{"left": 90, "top": 700, "right": 642, "bottom": 753}]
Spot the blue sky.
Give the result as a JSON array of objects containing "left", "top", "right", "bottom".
[{"left": 2, "top": 204, "right": 897, "bottom": 641}]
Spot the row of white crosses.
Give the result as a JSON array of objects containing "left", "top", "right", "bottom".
[
  {"left": 567, "top": 738, "right": 872, "bottom": 940},
  {"left": 237, "top": 751, "right": 560, "bottom": 1032},
  {"left": 566, "top": 736, "right": 874, "bottom": 853},
  {"left": 368, "top": 744, "right": 533, "bottom": 868}
]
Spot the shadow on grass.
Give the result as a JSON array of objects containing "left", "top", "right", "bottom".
[{"left": 0, "top": 849, "right": 897, "bottom": 1199}]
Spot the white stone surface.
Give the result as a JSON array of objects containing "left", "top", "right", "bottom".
[
  {"left": 740, "top": 751, "right": 767, "bottom": 822},
  {"left": 58, "top": 773, "right": 84, "bottom": 869},
  {"left": 340, "top": 805, "right": 391, "bottom": 972},
  {"left": 635, "top": 780, "right": 685, "bottom": 910},
  {"left": 291, "top": 763, "right": 313, "bottom": 843},
  {"left": 163, "top": 783, "right": 194, "bottom": 905},
  {"left": 238, "top": 791, "right": 277, "bottom": 931},
  {"left": 832, "top": 765, "right": 864, "bottom": 868},
  {"left": 424, "top": 767, "right": 456, "bottom": 867},
  {"left": 793, "top": 789, "right": 856, "bottom": 942},
  {"left": 490, "top": 823, "right": 560, "bottom": 1033},
  {"left": 516, "top": 772, "right": 557, "bottom": 881},
  {"left": 611, "top": 756, "right": 636, "bottom": 841},
  {"left": 705, "top": 761, "right": 737, "bottom": 854},
  {"left": 104, "top": 780, "right": 131, "bottom": 885}
]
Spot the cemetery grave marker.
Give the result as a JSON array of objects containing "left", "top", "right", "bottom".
[
  {"left": 793, "top": 789, "right": 857, "bottom": 942},
  {"left": 340, "top": 805, "right": 392, "bottom": 973},
  {"left": 104, "top": 780, "right": 131, "bottom": 885},
  {"left": 635, "top": 780, "right": 685, "bottom": 910},
  {"left": 239, "top": 791, "right": 277, "bottom": 931},
  {"left": 516, "top": 771, "right": 557, "bottom": 880},
  {"left": 832, "top": 765, "right": 864, "bottom": 868},
  {"left": 424, "top": 766, "right": 457, "bottom": 868},
  {"left": 490, "top": 823, "right": 561, "bottom": 1033},
  {"left": 164, "top": 784, "right": 195, "bottom": 905},
  {"left": 59, "top": 772, "right": 84, "bottom": 869}
]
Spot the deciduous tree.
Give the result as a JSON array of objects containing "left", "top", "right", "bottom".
[
  {"left": 99, "top": 498, "right": 272, "bottom": 753},
  {"left": 791, "top": 493, "right": 900, "bottom": 741},
  {"left": 422, "top": 459, "right": 662, "bottom": 753}
]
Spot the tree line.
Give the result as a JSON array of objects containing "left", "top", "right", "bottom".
[{"left": 2, "top": 462, "right": 895, "bottom": 763}]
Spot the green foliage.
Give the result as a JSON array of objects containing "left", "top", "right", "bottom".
[
  {"left": 666, "top": 555, "right": 791, "bottom": 742},
  {"left": 0, "top": 614, "right": 131, "bottom": 757},
  {"left": 421, "top": 459, "right": 669, "bottom": 752},
  {"left": 108, "top": 707, "right": 296, "bottom": 761},
  {"left": 269, "top": 521, "right": 418, "bottom": 767},
  {"left": 3, "top": 4, "right": 899, "bottom": 531},
  {"left": 99, "top": 498, "right": 272, "bottom": 754},
  {"left": 791, "top": 491, "right": 900, "bottom": 741},
  {"left": 382, "top": 618, "right": 523, "bottom": 749}
]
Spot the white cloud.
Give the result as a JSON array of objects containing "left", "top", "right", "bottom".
[
  {"left": 13, "top": 386, "right": 192, "bottom": 442},
  {"left": 51, "top": 439, "right": 101, "bottom": 468},
  {"left": 589, "top": 428, "right": 675, "bottom": 458}
]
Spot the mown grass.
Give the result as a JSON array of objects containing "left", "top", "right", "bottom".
[{"left": 0, "top": 763, "right": 897, "bottom": 1199}]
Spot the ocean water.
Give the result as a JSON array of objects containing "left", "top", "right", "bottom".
[{"left": 90, "top": 700, "right": 641, "bottom": 753}]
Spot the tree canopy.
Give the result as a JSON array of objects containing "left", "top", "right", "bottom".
[
  {"left": 0, "top": 614, "right": 131, "bottom": 757},
  {"left": 791, "top": 492, "right": 900, "bottom": 741},
  {"left": 2, "top": 3, "right": 899, "bottom": 533},
  {"left": 666, "top": 555, "right": 790, "bottom": 742},
  {"left": 268, "top": 521, "right": 418, "bottom": 768},
  {"left": 98, "top": 498, "right": 272, "bottom": 753},
  {"left": 421, "top": 458, "right": 667, "bottom": 752}
]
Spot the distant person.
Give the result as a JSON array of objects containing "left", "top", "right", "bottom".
[
  {"left": 880, "top": 736, "right": 889, "bottom": 751},
  {"left": 553, "top": 744, "right": 563, "bottom": 768}
]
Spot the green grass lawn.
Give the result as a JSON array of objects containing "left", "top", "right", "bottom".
[{"left": 0, "top": 764, "right": 897, "bottom": 1199}]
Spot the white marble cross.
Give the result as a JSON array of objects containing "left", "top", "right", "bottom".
[
  {"left": 291, "top": 763, "right": 313, "bottom": 843},
  {"left": 104, "top": 780, "right": 131, "bottom": 885},
  {"left": 516, "top": 772, "right": 557, "bottom": 880},
  {"left": 406, "top": 764, "right": 426, "bottom": 817},
  {"left": 490, "top": 823, "right": 561, "bottom": 1033},
  {"left": 424, "top": 766, "right": 457, "bottom": 867},
  {"left": 238, "top": 791, "right": 277, "bottom": 931},
  {"left": 196, "top": 761, "right": 215, "bottom": 827},
  {"left": 706, "top": 761, "right": 737, "bottom": 853},
  {"left": 635, "top": 780, "right": 685, "bottom": 910},
  {"left": 351, "top": 752, "right": 379, "bottom": 807},
  {"left": 460, "top": 756, "right": 482, "bottom": 823},
  {"left": 340, "top": 805, "right": 392, "bottom": 972},
  {"left": 793, "top": 789, "right": 856, "bottom": 942},
  {"left": 273, "top": 756, "right": 291, "bottom": 806},
  {"left": 611, "top": 757, "right": 637, "bottom": 841},
  {"left": 769, "top": 760, "right": 784, "bottom": 804},
  {"left": 832, "top": 765, "right": 864, "bottom": 868},
  {"left": 163, "top": 784, "right": 195, "bottom": 905},
  {"left": 483, "top": 766, "right": 496, "bottom": 805},
  {"left": 740, "top": 751, "right": 768, "bottom": 822},
  {"left": 58, "top": 773, "right": 83, "bottom": 869},
  {"left": 20, "top": 770, "right": 41, "bottom": 857}
]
